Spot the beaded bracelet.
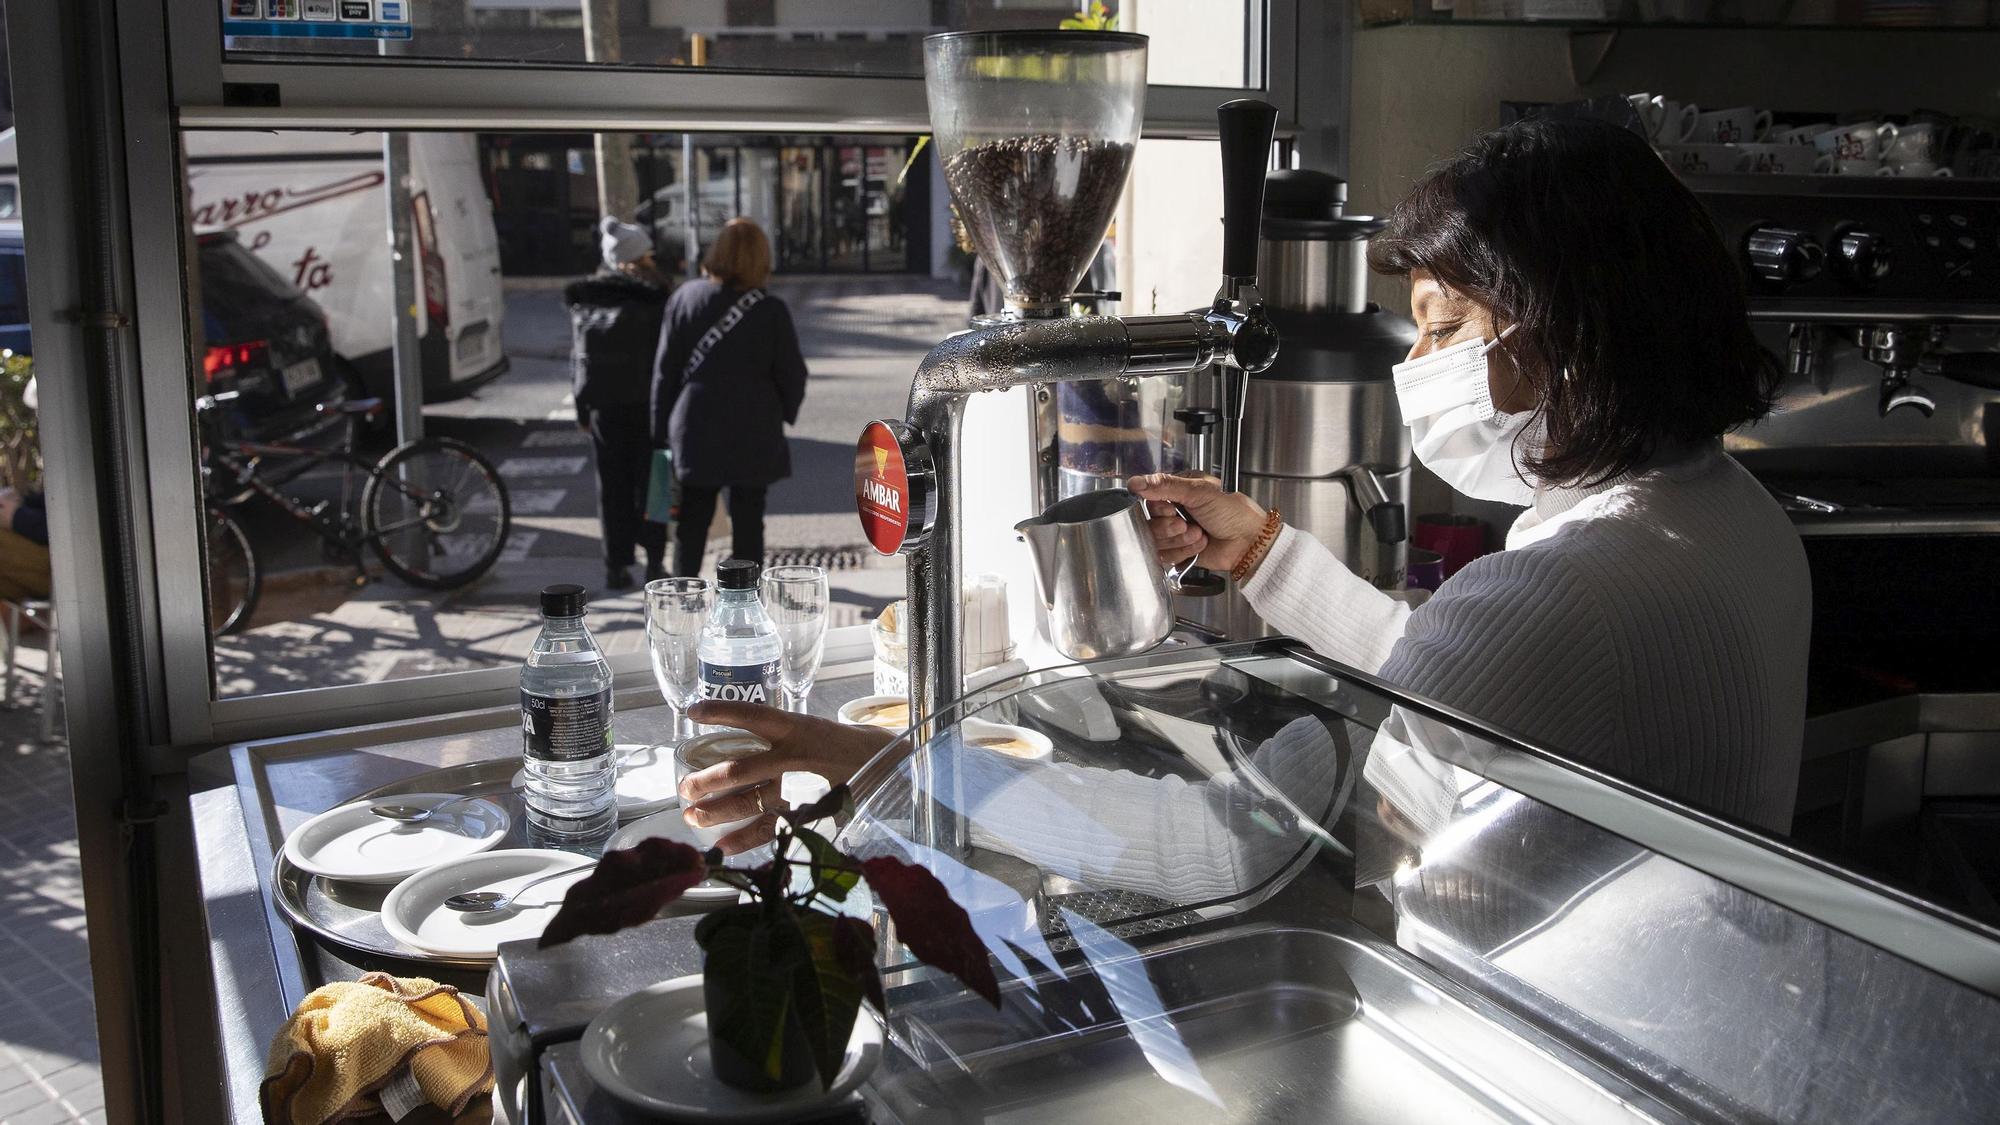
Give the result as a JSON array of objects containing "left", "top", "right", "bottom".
[{"left": 1230, "top": 508, "right": 1283, "bottom": 584}]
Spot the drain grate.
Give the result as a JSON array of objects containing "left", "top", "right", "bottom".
[{"left": 765, "top": 546, "right": 872, "bottom": 571}]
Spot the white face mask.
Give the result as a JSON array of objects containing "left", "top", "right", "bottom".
[{"left": 1391, "top": 326, "right": 1539, "bottom": 505}]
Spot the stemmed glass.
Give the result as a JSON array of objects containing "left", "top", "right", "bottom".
[
  {"left": 645, "top": 577, "right": 712, "bottom": 745},
  {"left": 760, "top": 565, "right": 829, "bottom": 713}
]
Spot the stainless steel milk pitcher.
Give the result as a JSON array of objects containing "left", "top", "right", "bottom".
[{"left": 1014, "top": 488, "right": 1174, "bottom": 661}]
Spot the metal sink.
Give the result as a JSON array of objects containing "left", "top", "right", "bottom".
[{"left": 867, "top": 923, "right": 1664, "bottom": 1124}]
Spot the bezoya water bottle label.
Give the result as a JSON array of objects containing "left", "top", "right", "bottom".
[
  {"left": 521, "top": 687, "right": 613, "bottom": 762},
  {"left": 699, "top": 658, "right": 781, "bottom": 704}
]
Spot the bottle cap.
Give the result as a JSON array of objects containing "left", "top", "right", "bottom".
[
  {"left": 716, "top": 558, "right": 761, "bottom": 590},
  {"left": 541, "top": 583, "right": 587, "bottom": 617}
]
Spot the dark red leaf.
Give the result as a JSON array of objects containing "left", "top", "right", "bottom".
[
  {"left": 861, "top": 856, "right": 1001, "bottom": 1008},
  {"left": 831, "top": 915, "right": 884, "bottom": 1014},
  {"left": 781, "top": 783, "right": 852, "bottom": 827},
  {"left": 537, "top": 838, "right": 708, "bottom": 948}
]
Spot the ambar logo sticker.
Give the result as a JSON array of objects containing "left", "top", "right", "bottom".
[{"left": 856, "top": 421, "right": 911, "bottom": 555}]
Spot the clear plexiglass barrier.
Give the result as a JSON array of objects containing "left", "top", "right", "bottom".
[{"left": 832, "top": 639, "right": 2000, "bottom": 1124}]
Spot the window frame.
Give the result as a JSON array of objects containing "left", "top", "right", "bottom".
[{"left": 146, "top": 0, "right": 1305, "bottom": 746}]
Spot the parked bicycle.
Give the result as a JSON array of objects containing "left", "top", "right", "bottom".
[{"left": 200, "top": 392, "right": 511, "bottom": 635}]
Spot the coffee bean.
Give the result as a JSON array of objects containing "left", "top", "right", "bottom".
[{"left": 943, "top": 135, "right": 1135, "bottom": 313}]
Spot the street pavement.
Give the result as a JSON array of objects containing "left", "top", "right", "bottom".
[
  {"left": 215, "top": 273, "right": 969, "bottom": 696},
  {"left": 0, "top": 644, "right": 103, "bottom": 1125}
]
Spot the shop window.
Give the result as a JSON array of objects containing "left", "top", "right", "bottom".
[{"left": 183, "top": 128, "right": 971, "bottom": 699}]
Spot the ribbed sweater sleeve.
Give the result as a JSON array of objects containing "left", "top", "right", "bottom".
[
  {"left": 1381, "top": 548, "right": 1621, "bottom": 772},
  {"left": 1238, "top": 525, "right": 1410, "bottom": 674}
]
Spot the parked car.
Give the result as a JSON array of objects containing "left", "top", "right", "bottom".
[
  {"left": 0, "top": 128, "right": 510, "bottom": 424},
  {"left": 195, "top": 229, "right": 352, "bottom": 450}
]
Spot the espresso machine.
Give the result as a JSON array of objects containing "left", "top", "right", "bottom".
[
  {"left": 854, "top": 30, "right": 1279, "bottom": 732},
  {"left": 1181, "top": 169, "right": 1419, "bottom": 640},
  {"left": 1690, "top": 172, "right": 2000, "bottom": 906}
]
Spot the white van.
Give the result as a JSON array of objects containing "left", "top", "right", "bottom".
[{"left": 0, "top": 129, "right": 507, "bottom": 404}]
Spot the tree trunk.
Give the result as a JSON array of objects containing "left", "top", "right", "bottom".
[{"left": 582, "top": 0, "right": 639, "bottom": 221}]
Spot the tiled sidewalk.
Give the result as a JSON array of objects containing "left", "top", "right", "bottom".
[{"left": 0, "top": 649, "right": 101, "bottom": 1125}]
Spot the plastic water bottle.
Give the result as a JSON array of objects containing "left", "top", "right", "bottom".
[
  {"left": 520, "top": 583, "right": 616, "bottom": 850},
  {"left": 698, "top": 559, "right": 783, "bottom": 708}
]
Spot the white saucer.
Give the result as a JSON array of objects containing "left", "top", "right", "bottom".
[
  {"left": 582, "top": 974, "right": 882, "bottom": 1122},
  {"left": 511, "top": 744, "right": 681, "bottom": 821},
  {"left": 379, "top": 848, "right": 593, "bottom": 960},
  {"left": 606, "top": 810, "right": 770, "bottom": 905},
  {"left": 283, "top": 793, "right": 509, "bottom": 884},
  {"left": 960, "top": 718, "right": 1053, "bottom": 762}
]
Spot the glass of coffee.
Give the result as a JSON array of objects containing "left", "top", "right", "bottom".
[{"left": 674, "top": 729, "right": 771, "bottom": 848}]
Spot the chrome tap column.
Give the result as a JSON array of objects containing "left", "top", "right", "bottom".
[{"left": 899, "top": 300, "right": 1275, "bottom": 736}]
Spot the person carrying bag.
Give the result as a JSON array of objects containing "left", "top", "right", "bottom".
[{"left": 650, "top": 218, "right": 808, "bottom": 577}]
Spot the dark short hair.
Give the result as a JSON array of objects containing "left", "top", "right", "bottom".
[{"left": 1368, "top": 116, "right": 1780, "bottom": 486}]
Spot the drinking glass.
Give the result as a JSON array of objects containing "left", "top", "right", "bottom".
[
  {"left": 645, "top": 577, "right": 712, "bottom": 744},
  {"left": 760, "top": 565, "right": 829, "bottom": 713}
]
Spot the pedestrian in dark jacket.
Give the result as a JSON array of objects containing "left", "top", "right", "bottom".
[
  {"left": 652, "top": 217, "right": 808, "bottom": 577},
  {"left": 567, "top": 216, "right": 672, "bottom": 590}
]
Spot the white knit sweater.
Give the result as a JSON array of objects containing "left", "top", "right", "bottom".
[{"left": 1242, "top": 440, "right": 1811, "bottom": 832}]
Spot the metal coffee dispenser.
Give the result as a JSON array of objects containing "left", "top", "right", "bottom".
[
  {"left": 1184, "top": 170, "right": 1418, "bottom": 640},
  {"left": 855, "top": 30, "right": 1280, "bottom": 732}
]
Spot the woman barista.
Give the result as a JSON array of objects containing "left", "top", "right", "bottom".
[
  {"left": 1139, "top": 116, "right": 1810, "bottom": 832},
  {"left": 677, "top": 117, "right": 1811, "bottom": 850}
]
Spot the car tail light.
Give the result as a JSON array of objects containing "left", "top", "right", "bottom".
[
  {"left": 412, "top": 192, "right": 449, "bottom": 330},
  {"left": 203, "top": 340, "right": 269, "bottom": 382}
]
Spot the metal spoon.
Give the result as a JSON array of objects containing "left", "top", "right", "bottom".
[
  {"left": 443, "top": 864, "right": 592, "bottom": 914},
  {"left": 369, "top": 793, "right": 484, "bottom": 824}
]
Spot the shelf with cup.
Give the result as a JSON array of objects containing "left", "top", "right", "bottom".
[
  {"left": 1357, "top": 0, "right": 2000, "bottom": 29},
  {"left": 1645, "top": 111, "right": 1995, "bottom": 179}
]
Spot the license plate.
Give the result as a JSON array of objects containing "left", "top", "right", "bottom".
[{"left": 281, "top": 357, "right": 321, "bottom": 396}]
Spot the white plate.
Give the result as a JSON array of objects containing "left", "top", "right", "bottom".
[
  {"left": 582, "top": 975, "right": 882, "bottom": 1122},
  {"left": 512, "top": 744, "right": 681, "bottom": 821},
  {"left": 282, "top": 793, "right": 509, "bottom": 884},
  {"left": 379, "top": 848, "right": 594, "bottom": 960},
  {"left": 606, "top": 810, "right": 769, "bottom": 905}
]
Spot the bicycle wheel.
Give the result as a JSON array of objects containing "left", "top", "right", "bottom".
[
  {"left": 362, "top": 436, "right": 511, "bottom": 589},
  {"left": 206, "top": 506, "right": 259, "bottom": 635}
]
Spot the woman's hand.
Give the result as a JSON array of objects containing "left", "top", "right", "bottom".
[
  {"left": 1127, "top": 473, "right": 1269, "bottom": 575},
  {"left": 678, "top": 700, "right": 894, "bottom": 854}
]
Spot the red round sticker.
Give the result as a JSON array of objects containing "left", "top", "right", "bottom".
[{"left": 856, "top": 420, "right": 912, "bottom": 555}]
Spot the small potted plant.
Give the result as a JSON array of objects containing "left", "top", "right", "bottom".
[{"left": 538, "top": 785, "right": 999, "bottom": 1092}]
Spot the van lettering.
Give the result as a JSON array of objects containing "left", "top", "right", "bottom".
[{"left": 292, "top": 245, "right": 333, "bottom": 292}]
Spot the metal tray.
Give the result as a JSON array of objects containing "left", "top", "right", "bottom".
[{"left": 271, "top": 758, "right": 560, "bottom": 972}]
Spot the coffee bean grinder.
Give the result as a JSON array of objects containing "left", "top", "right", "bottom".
[{"left": 854, "top": 29, "right": 1281, "bottom": 748}]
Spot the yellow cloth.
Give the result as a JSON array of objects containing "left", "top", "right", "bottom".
[{"left": 262, "top": 972, "right": 493, "bottom": 1125}]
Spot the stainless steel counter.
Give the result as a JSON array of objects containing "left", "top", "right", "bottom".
[
  {"left": 187, "top": 667, "right": 879, "bottom": 1123},
  {"left": 186, "top": 646, "right": 2000, "bottom": 1124}
]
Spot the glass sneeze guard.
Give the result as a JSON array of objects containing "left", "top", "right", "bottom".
[{"left": 832, "top": 638, "right": 2000, "bottom": 1123}]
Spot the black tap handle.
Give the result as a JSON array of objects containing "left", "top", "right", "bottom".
[
  {"left": 1369, "top": 502, "right": 1408, "bottom": 545},
  {"left": 1173, "top": 407, "right": 1221, "bottom": 435},
  {"left": 1217, "top": 99, "right": 1279, "bottom": 283}
]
